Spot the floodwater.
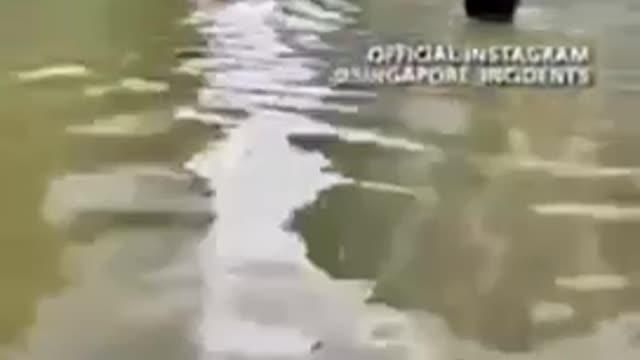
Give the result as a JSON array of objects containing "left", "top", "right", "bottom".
[{"left": 2, "top": 0, "right": 640, "bottom": 359}]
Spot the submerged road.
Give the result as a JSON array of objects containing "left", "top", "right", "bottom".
[
  {"left": 3, "top": 0, "right": 640, "bottom": 360},
  {"left": 183, "top": 1, "right": 429, "bottom": 358}
]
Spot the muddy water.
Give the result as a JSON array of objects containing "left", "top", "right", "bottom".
[
  {"left": 185, "top": 0, "right": 640, "bottom": 359},
  {"left": 2, "top": 0, "right": 640, "bottom": 359},
  {"left": 0, "top": 0, "right": 213, "bottom": 359}
]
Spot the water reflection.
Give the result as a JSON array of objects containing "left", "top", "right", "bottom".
[
  {"left": 182, "top": 1, "right": 403, "bottom": 358},
  {"left": 292, "top": 0, "right": 640, "bottom": 357},
  {"left": 180, "top": 0, "right": 640, "bottom": 358}
]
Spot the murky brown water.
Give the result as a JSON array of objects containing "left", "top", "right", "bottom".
[
  {"left": 2, "top": 0, "right": 640, "bottom": 359},
  {"left": 0, "top": 1, "right": 212, "bottom": 359}
]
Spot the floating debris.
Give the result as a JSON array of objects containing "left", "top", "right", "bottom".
[
  {"left": 555, "top": 274, "right": 631, "bottom": 292},
  {"left": 531, "top": 302, "right": 575, "bottom": 323},
  {"left": 16, "top": 64, "right": 92, "bottom": 82}
]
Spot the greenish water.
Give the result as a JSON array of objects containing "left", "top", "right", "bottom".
[
  {"left": 3, "top": 0, "right": 640, "bottom": 359},
  {"left": 0, "top": 0, "right": 211, "bottom": 358}
]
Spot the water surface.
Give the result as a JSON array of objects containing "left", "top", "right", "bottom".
[{"left": 3, "top": 0, "right": 640, "bottom": 359}]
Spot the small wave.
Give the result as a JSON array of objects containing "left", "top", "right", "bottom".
[
  {"left": 531, "top": 203, "right": 640, "bottom": 221},
  {"left": 15, "top": 64, "right": 92, "bottom": 82},
  {"left": 555, "top": 274, "right": 631, "bottom": 292}
]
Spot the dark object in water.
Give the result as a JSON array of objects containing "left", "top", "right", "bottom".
[
  {"left": 310, "top": 341, "right": 324, "bottom": 352},
  {"left": 464, "top": 0, "right": 520, "bottom": 22}
]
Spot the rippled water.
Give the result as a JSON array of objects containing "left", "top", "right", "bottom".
[
  {"left": 3, "top": 0, "right": 640, "bottom": 359},
  {"left": 0, "top": 1, "right": 210, "bottom": 359}
]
